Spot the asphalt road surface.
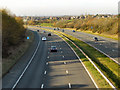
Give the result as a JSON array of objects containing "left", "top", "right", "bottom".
[
  {"left": 40, "top": 26, "right": 119, "bottom": 63},
  {"left": 2, "top": 28, "right": 96, "bottom": 89}
]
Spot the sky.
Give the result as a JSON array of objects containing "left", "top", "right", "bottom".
[{"left": 0, "top": 0, "right": 119, "bottom": 16}]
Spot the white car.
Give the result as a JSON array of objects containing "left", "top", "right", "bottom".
[{"left": 42, "top": 37, "right": 47, "bottom": 41}]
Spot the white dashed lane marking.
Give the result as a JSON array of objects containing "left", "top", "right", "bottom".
[
  {"left": 64, "top": 62, "right": 66, "bottom": 64},
  {"left": 68, "top": 83, "right": 71, "bottom": 88},
  {"left": 105, "top": 46, "right": 107, "bottom": 48},
  {"left": 63, "top": 56, "right": 64, "bottom": 58},
  {"left": 44, "top": 71, "right": 47, "bottom": 74},
  {"left": 47, "top": 56, "right": 49, "bottom": 59},
  {"left": 66, "top": 70, "right": 68, "bottom": 74},
  {"left": 41, "top": 84, "right": 44, "bottom": 88},
  {"left": 112, "top": 50, "right": 115, "bottom": 52},
  {"left": 46, "top": 62, "right": 49, "bottom": 65}
]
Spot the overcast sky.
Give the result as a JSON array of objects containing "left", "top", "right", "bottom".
[{"left": 0, "top": 0, "right": 119, "bottom": 16}]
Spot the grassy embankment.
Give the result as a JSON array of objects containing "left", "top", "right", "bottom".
[
  {"left": 33, "top": 26, "right": 119, "bottom": 88},
  {"left": 38, "top": 23, "right": 53, "bottom": 27},
  {"left": 2, "top": 30, "right": 34, "bottom": 76}
]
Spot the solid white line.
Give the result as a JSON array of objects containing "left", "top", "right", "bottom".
[
  {"left": 66, "top": 70, "right": 68, "bottom": 74},
  {"left": 68, "top": 83, "right": 71, "bottom": 88},
  {"left": 12, "top": 33, "right": 41, "bottom": 90},
  {"left": 41, "top": 84, "right": 44, "bottom": 88},
  {"left": 44, "top": 71, "right": 47, "bottom": 74},
  {"left": 63, "top": 56, "right": 64, "bottom": 58}
]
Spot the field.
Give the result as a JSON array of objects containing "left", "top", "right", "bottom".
[{"left": 40, "top": 23, "right": 53, "bottom": 27}]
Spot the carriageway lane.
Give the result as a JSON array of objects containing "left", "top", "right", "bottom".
[{"left": 15, "top": 32, "right": 48, "bottom": 88}]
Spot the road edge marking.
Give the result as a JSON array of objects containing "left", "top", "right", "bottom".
[{"left": 41, "top": 84, "right": 44, "bottom": 88}]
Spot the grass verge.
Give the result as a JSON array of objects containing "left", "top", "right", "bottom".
[{"left": 2, "top": 30, "right": 34, "bottom": 76}]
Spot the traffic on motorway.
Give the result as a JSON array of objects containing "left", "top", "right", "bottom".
[
  {"left": 2, "top": 28, "right": 96, "bottom": 88},
  {"left": 41, "top": 26, "right": 118, "bottom": 64}
]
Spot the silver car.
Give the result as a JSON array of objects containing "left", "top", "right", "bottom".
[{"left": 42, "top": 37, "right": 47, "bottom": 41}]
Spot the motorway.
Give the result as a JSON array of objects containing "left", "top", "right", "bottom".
[
  {"left": 40, "top": 26, "right": 119, "bottom": 63},
  {"left": 2, "top": 28, "right": 96, "bottom": 88}
]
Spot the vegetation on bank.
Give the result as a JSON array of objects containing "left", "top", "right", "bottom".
[
  {"left": 2, "top": 9, "right": 26, "bottom": 58},
  {"left": 54, "top": 17, "right": 118, "bottom": 35},
  {"left": 34, "top": 27, "right": 119, "bottom": 88},
  {"left": 1, "top": 9, "right": 35, "bottom": 76}
]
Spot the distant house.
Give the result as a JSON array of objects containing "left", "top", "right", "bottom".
[
  {"left": 102, "top": 15, "right": 108, "bottom": 18},
  {"left": 71, "top": 16, "right": 75, "bottom": 19},
  {"left": 50, "top": 16, "right": 53, "bottom": 19}
]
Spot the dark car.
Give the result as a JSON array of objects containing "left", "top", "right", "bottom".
[
  {"left": 37, "top": 30, "right": 39, "bottom": 32},
  {"left": 54, "top": 28, "right": 56, "bottom": 30},
  {"left": 73, "top": 30, "right": 75, "bottom": 32},
  {"left": 62, "top": 29, "right": 64, "bottom": 32},
  {"left": 48, "top": 33, "right": 51, "bottom": 36},
  {"left": 94, "top": 37, "right": 98, "bottom": 41},
  {"left": 43, "top": 31, "right": 46, "bottom": 33},
  {"left": 50, "top": 46, "right": 57, "bottom": 52}
]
